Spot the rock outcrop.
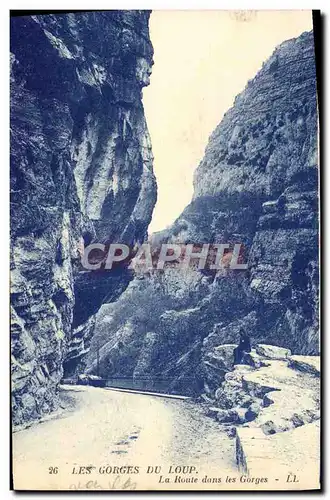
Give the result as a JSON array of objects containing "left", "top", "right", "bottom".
[
  {"left": 10, "top": 11, "right": 156, "bottom": 426},
  {"left": 205, "top": 344, "right": 320, "bottom": 431},
  {"left": 202, "top": 344, "right": 320, "bottom": 484},
  {"left": 86, "top": 30, "right": 319, "bottom": 394},
  {"left": 202, "top": 344, "right": 320, "bottom": 483}
]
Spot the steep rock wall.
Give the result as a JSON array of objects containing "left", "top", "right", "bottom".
[
  {"left": 10, "top": 11, "right": 156, "bottom": 426},
  {"left": 194, "top": 30, "right": 319, "bottom": 356}
]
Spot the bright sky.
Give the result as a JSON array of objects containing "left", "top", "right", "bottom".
[{"left": 143, "top": 10, "right": 313, "bottom": 234}]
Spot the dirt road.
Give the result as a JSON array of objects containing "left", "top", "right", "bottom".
[{"left": 13, "top": 385, "right": 236, "bottom": 490}]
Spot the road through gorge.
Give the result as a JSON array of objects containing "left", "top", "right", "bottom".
[{"left": 13, "top": 385, "right": 237, "bottom": 490}]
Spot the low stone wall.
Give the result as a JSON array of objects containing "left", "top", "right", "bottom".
[
  {"left": 202, "top": 344, "right": 320, "bottom": 480},
  {"left": 236, "top": 421, "right": 320, "bottom": 487}
]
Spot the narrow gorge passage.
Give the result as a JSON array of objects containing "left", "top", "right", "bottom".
[{"left": 13, "top": 386, "right": 236, "bottom": 490}]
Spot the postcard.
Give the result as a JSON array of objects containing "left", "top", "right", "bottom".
[{"left": 10, "top": 9, "right": 320, "bottom": 491}]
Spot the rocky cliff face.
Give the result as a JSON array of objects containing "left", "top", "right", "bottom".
[
  {"left": 195, "top": 30, "right": 319, "bottom": 358},
  {"left": 10, "top": 11, "right": 156, "bottom": 426},
  {"left": 85, "top": 30, "right": 319, "bottom": 395}
]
